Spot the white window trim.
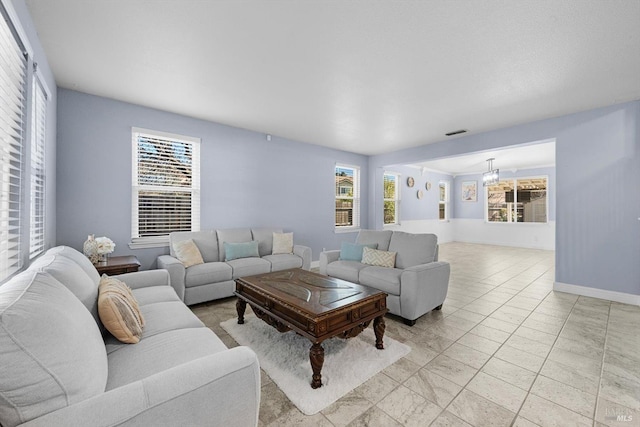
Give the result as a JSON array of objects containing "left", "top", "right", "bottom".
[
  {"left": 335, "top": 163, "right": 361, "bottom": 232},
  {"left": 29, "top": 72, "right": 49, "bottom": 259},
  {"left": 484, "top": 175, "right": 549, "bottom": 224},
  {"left": 383, "top": 171, "right": 401, "bottom": 227},
  {"left": 130, "top": 127, "right": 201, "bottom": 248}
]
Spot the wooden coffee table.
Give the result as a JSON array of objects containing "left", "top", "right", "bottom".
[{"left": 235, "top": 268, "right": 388, "bottom": 389}]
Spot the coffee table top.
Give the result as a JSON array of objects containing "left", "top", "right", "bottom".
[{"left": 235, "top": 269, "right": 385, "bottom": 317}]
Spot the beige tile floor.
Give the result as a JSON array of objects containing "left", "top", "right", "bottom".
[{"left": 192, "top": 242, "right": 640, "bottom": 427}]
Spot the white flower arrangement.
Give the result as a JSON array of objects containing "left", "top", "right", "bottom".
[{"left": 95, "top": 236, "right": 116, "bottom": 255}]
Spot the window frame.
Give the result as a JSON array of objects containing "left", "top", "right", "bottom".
[
  {"left": 383, "top": 171, "right": 400, "bottom": 226},
  {"left": 484, "top": 175, "right": 549, "bottom": 224},
  {"left": 130, "top": 127, "right": 201, "bottom": 248},
  {"left": 334, "top": 164, "right": 360, "bottom": 232}
]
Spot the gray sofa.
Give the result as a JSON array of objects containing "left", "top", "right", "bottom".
[
  {"left": 158, "top": 227, "right": 312, "bottom": 305},
  {"left": 320, "top": 230, "right": 450, "bottom": 325},
  {"left": 0, "top": 246, "right": 260, "bottom": 427}
]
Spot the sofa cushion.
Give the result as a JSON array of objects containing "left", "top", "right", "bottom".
[
  {"left": 356, "top": 229, "right": 393, "bottom": 251},
  {"left": 217, "top": 228, "right": 252, "bottom": 261},
  {"left": 388, "top": 231, "right": 438, "bottom": 269},
  {"left": 227, "top": 257, "right": 271, "bottom": 278},
  {"left": 251, "top": 227, "right": 283, "bottom": 256},
  {"left": 173, "top": 239, "right": 204, "bottom": 267},
  {"left": 263, "top": 254, "right": 303, "bottom": 271},
  {"left": 104, "top": 300, "right": 204, "bottom": 354},
  {"left": 132, "top": 285, "right": 182, "bottom": 305},
  {"left": 169, "top": 230, "right": 219, "bottom": 263},
  {"left": 98, "top": 275, "right": 145, "bottom": 344},
  {"left": 362, "top": 247, "right": 396, "bottom": 268},
  {"left": 224, "top": 241, "right": 260, "bottom": 261},
  {"left": 272, "top": 232, "right": 294, "bottom": 254},
  {"left": 45, "top": 245, "right": 101, "bottom": 285},
  {"left": 359, "top": 266, "right": 403, "bottom": 296},
  {"left": 106, "top": 328, "right": 228, "bottom": 390},
  {"left": 185, "top": 262, "right": 233, "bottom": 288},
  {"left": 29, "top": 252, "right": 101, "bottom": 325},
  {"left": 0, "top": 271, "right": 107, "bottom": 427},
  {"left": 339, "top": 242, "right": 378, "bottom": 261},
  {"left": 326, "top": 260, "right": 368, "bottom": 284}
]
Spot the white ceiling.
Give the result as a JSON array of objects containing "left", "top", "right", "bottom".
[
  {"left": 25, "top": 0, "right": 640, "bottom": 156},
  {"left": 410, "top": 140, "right": 555, "bottom": 176}
]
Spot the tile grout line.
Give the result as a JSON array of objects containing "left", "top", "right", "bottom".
[{"left": 591, "top": 302, "right": 612, "bottom": 427}]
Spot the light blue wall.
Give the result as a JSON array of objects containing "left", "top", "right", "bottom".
[
  {"left": 8, "top": 0, "right": 57, "bottom": 260},
  {"left": 370, "top": 101, "right": 640, "bottom": 296},
  {"left": 453, "top": 167, "right": 556, "bottom": 221},
  {"left": 56, "top": 90, "right": 368, "bottom": 269}
]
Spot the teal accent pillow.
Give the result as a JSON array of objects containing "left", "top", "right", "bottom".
[
  {"left": 224, "top": 241, "right": 260, "bottom": 261},
  {"left": 339, "top": 242, "right": 378, "bottom": 261}
]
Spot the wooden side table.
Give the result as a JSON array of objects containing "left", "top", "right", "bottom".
[{"left": 95, "top": 255, "right": 141, "bottom": 276}]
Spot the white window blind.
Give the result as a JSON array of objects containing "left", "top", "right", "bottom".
[
  {"left": 335, "top": 164, "right": 360, "bottom": 229},
  {"left": 0, "top": 9, "right": 27, "bottom": 280},
  {"left": 0, "top": 10, "right": 26, "bottom": 281},
  {"left": 131, "top": 128, "right": 200, "bottom": 244},
  {"left": 29, "top": 75, "right": 46, "bottom": 259}
]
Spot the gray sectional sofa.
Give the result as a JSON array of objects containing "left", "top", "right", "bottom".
[
  {"left": 0, "top": 246, "right": 260, "bottom": 427},
  {"left": 158, "top": 227, "right": 312, "bottom": 305},
  {"left": 320, "top": 230, "right": 450, "bottom": 325}
]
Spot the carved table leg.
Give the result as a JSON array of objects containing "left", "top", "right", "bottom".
[
  {"left": 373, "top": 315, "right": 386, "bottom": 349},
  {"left": 309, "top": 343, "right": 325, "bottom": 389},
  {"left": 236, "top": 299, "right": 247, "bottom": 324}
]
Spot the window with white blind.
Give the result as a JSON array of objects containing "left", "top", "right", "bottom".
[
  {"left": 383, "top": 172, "right": 400, "bottom": 225},
  {"left": 0, "top": 6, "right": 26, "bottom": 280},
  {"left": 29, "top": 75, "right": 47, "bottom": 259},
  {"left": 439, "top": 181, "right": 449, "bottom": 221},
  {"left": 131, "top": 128, "right": 200, "bottom": 246},
  {"left": 335, "top": 164, "right": 360, "bottom": 230}
]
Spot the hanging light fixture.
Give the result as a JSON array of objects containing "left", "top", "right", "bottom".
[{"left": 482, "top": 158, "right": 499, "bottom": 186}]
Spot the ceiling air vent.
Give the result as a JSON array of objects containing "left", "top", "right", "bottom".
[{"left": 445, "top": 129, "right": 467, "bottom": 136}]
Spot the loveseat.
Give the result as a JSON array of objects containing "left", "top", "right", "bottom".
[
  {"left": 158, "top": 227, "right": 312, "bottom": 305},
  {"left": 319, "top": 230, "right": 450, "bottom": 325},
  {"left": 0, "top": 246, "right": 260, "bottom": 427}
]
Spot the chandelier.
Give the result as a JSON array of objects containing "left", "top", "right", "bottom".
[{"left": 482, "top": 158, "right": 499, "bottom": 186}]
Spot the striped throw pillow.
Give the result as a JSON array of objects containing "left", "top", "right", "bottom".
[
  {"left": 361, "top": 247, "right": 396, "bottom": 268},
  {"left": 98, "top": 275, "right": 145, "bottom": 343}
]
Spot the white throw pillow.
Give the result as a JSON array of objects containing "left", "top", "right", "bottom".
[
  {"left": 272, "top": 232, "right": 294, "bottom": 255},
  {"left": 173, "top": 239, "right": 204, "bottom": 267},
  {"left": 361, "top": 246, "right": 396, "bottom": 268}
]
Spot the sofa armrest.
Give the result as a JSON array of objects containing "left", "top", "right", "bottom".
[
  {"left": 319, "top": 250, "right": 341, "bottom": 275},
  {"left": 293, "top": 245, "right": 312, "bottom": 270},
  {"left": 20, "top": 346, "right": 260, "bottom": 427},
  {"left": 113, "top": 269, "right": 170, "bottom": 290},
  {"left": 157, "top": 255, "right": 186, "bottom": 301},
  {"left": 400, "top": 261, "right": 451, "bottom": 321}
]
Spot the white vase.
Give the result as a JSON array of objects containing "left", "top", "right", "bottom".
[{"left": 83, "top": 234, "right": 99, "bottom": 264}]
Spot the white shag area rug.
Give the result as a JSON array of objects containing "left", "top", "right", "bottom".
[{"left": 220, "top": 316, "right": 411, "bottom": 415}]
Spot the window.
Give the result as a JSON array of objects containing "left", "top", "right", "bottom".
[
  {"left": 0, "top": 6, "right": 27, "bottom": 280},
  {"left": 383, "top": 172, "right": 400, "bottom": 225},
  {"left": 29, "top": 75, "right": 47, "bottom": 258},
  {"left": 439, "top": 181, "right": 449, "bottom": 220},
  {"left": 131, "top": 128, "right": 200, "bottom": 245},
  {"left": 335, "top": 164, "right": 360, "bottom": 229},
  {"left": 487, "top": 177, "right": 547, "bottom": 223}
]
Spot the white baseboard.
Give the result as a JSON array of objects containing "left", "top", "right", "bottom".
[
  {"left": 554, "top": 282, "right": 640, "bottom": 306},
  {"left": 311, "top": 260, "right": 320, "bottom": 269}
]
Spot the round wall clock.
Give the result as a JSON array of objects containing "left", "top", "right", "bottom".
[
  {"left": 425, "top": 181, "right": 432, "bottom": 191},
  {"left": 417, "top": 190, "right": 424, "bottom": 199},
  {"left": 407, "top": 177, "right": 415, "bottom": 187}
]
